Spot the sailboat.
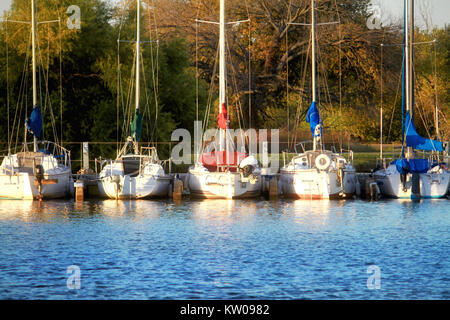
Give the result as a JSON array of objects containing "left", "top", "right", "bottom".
[
  {"left": 279, "top": 0, "right": 356, "bottom": 200},
  {"left": 187, "top": 0, "right": 261, "bottom": 199},
  {"left": 0, "top": 0, "right": 72, "bottom": 200},
  {"left": 97, "top": 0, "right": 170, "bottom": 200},
  {"left": 374, "top": 0, "right": 449, "bottom": 199}
]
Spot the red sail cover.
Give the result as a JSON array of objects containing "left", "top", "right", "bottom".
[
  {"left": 201, "top": 151, "right": 247, "bottom": 172},
  {"left": 217, "top": 103, "right": 228, "bottom": 130}
]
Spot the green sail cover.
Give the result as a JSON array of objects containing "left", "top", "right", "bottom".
[{"left": 130, "top": 109, "right": 143, "bottom": 141}]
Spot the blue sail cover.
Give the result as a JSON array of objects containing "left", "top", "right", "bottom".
[
  {"left": 405, "top": 112, "right": 443, "bottom": 152},
  {"left": 26, "top": 106, "right": 42, "bottom": 138},
  {"left": 392, "top": 158, "right": 429, "bottom": 174},
  {"left": 306, "top": 101, "right": 321, "bottom": 136}
]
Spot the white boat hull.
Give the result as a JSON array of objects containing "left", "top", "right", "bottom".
[
  {"left": 98, "top": 175, "right": 170, "bottom": 199},
  {"left": 188, "top": 170, "right": 261, "bottom": 199},
  {"left": 97, "top": 174, "right": 170, "bottom": 199},
  {"left": 280, "top": 169, "right": 356, "bottom": 199},
  {"left": 0, "top": 171, "right": 72, "bottom": 200},
  {"left": 375, "top": 167, "right": 450, "bottom": 199}
]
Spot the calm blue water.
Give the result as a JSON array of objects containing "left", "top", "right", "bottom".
[{"left": 0, "top": 198, "right": 449, "bottom": 300}]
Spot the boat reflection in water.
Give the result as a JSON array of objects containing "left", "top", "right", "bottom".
[{"left": 0, "top": 200, "right": 72, "bottom": 222}]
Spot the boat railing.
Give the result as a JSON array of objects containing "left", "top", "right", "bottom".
[
  {"left": 282, "top": 152, "right": 303, "bottom": 167},
  {"left": 140, "top": 146, "right": 159, "bottom": 162},
  {"left": 160, "top": 158, "right": 172, "bottom": 174},
  {"left": 18, "top": 141, "right": 71, "bottom": 168},
  {"left": 376, "top": 157, "right": 393, "bottom": 169},
  {"left": 294, "top": 141, "right": 313, "bottom": 154},
  {"left": 339, "top": 149, "right": 354, "bottom": 165},
  {"left": 1, "top": 141, "right": 71, "bottom": 172}
]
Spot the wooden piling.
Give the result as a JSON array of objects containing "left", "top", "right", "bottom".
[
  {"left": 74, "top": 180, "right": 85, "bottom": 201},
  {"left": 269, "top": 176, "right": 278, "bottom": 200},
  {"left": 173, "top": 178, "right": 183, "bottom": 201}
]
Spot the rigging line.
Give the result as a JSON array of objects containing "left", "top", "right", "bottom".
[
  {"left": 199, "top": 43, "right": 220, "bottom": 160},
  {"left": 6, "top": 19, "right": 10, "bottom": 153},
  {"left": 433, "top": 40, "right": 439, "bottom": 140},
  {"left": 150, "top": 0, "right": 159, "bottom": 98},
  {"left": 36, "top": 24, "right": 58, "bottom": 143},
  {"left": 203, "top": 40, "right": 220, "bottom": 134},
  {"left": 198, "top": 7, "right": 219, "bottom": 137},
  {"left": 141, "top": 48, "right": 157, "bottom": 146},
  {"left": 117, "top": 1, "right": 127, "bottom": 153},
  {"left": 144, "top": 6, "right": 154, "bottom": 143},
  {"left": 316, "top": 40, "right": 331, "bottom": 112},
  {"left": 333, "top": 0, "right": 342, "bottom": 146},
  {"left": 225, "top": 36, "right": 244, "bottom": 150},
  {"left": 152, "top": 40, "right": 160, "bottom": 145},
  {"left": 291, "top": 21, "right": 309, "bottom": 143},
  {"left": 58, "top": 18, "right": 63, "bottom": 147},
  {"left": 286, "top": 0, "right": 294, "bottom": 150},
  {"left": 224, "top": 31, "right": 245, "bottom": 143},
  {"left": 415, "top": 98, "right": 437, "bottom": 153},
  {"left": 146, "top": 1, "right": 159, "bottom": 145},
  {"left": 45, "top": 23, "right": 51, "bottom": 142},
  {"left": 194, "top": 0, "right": 202, "bottom": 160},
  {"left": 224, "top": 35, "right": 242, "bottom": 126},
  {"left": 380, "top": 44, "right": 383, "bottom": 150},
  {"left": 126, "top": 45, "right": 137, "bottom": 139},
  {"left": 10, "top": 32, "right": 29, "bottom": 149},
  {"left": 14, "top": 40, "right": 31, "bottom": 151},
  {"left": 244, "top": 0, "right": 251, "bottom": 130},
  {"left": 122, "top": 47, "right": 135, "bottom": 143},
  {"left": 195, "top": 13, "right": 199, "bottom": 123},
  {"left": 293, "top": 32, "right": 311, "bottom": 148},
  {"left": 36, "top": 26, "right": 43, "bottom": 138},
  {"left": 18, "top": 31, "right": 33, "bottom": 148},
  {"left": 52, "top": 1, "right": 63, "bottom": 148},
  {"left": 386, "top": 59, "right": 404, "bottom": 144},
  {"left": 36, "top": 26, "right": 58, "bottom": 144},
  {"left": 117, "top": 36, "right": 121, "bottom": 155},
  {"left": 286, "top": 15, "right": 290, "bottom": 150}
]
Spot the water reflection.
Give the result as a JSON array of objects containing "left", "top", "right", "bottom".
[
  {"left": 0, "top": 198, "right": 449, "bottom": 299},
  {"left": 0, "top": 200, "right": 73, "bottom": 223},
  {"left": 188, "top": 199, "right": 258, "bottom": 232}
]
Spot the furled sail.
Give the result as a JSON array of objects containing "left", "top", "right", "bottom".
[
  {"left": 131, "top": 109, "right": 143, "bottom": 141},
  {"left": 405, "top": 112, "right": 443, "bottom": 152},
  {"left": 26, "top": 105, "right": 42, "bottom": 138},
  {"left": 306, "top": 101, "right": 321, "bottom": 136},
  {"left": 217, "top": 103, "right": 228, "bottom": 130}
]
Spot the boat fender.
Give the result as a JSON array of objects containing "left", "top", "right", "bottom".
[
  {"left": 315, "top": 154, "right": 331, "bottom": 171},
  {"left": 240, "top": 165, "right": 254, "bottom": 177},
  {"left": 35, "top": 165, "right": 44, "bottom": 183},
  {"left": 110, "top": 175, "right": 121, "bottom": 184}
]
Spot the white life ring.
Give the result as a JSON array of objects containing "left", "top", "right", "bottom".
[{"left": 315, "top": 154, "right": 331, "bottom": 171}]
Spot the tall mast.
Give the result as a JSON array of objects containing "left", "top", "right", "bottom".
[
  {"left": 311, "top": 0, "right": 316, "bottom": 103},
  {"left": 31, "top": 0, "right": 37, "bottom": 152},
  {"left": 311, "top": 0, "right": 319, "bottom": 151},
  {"left": 409, "top": 0, "right": 414, "bottom": 118},
  {"left": 404, "top": 0, "right": 412, "bottom": 159},
  {"left": 133, "top": 0, "right": 140, "bottom": 153},
  {"left": 219, "top": 0, "right": 226, "bottom": 151},
  {"left": 135, "top": 0, "right": 140, "bottom": 113}
]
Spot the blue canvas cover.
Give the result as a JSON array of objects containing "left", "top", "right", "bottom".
[
  {"left": 306, "top": 101, "right": 321, "bottom": 137},
  {"left": 405, "top": 112, "right": 444, "bottom": 152},
  {"left": 26, "top": 105, "right": 42, "bottom": 138},
  {"left": 392, "top": 158, "right": 429, "bottom": 174},
  {"left": 408, "top": 159, "right": 429, "bottom": 173}
]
